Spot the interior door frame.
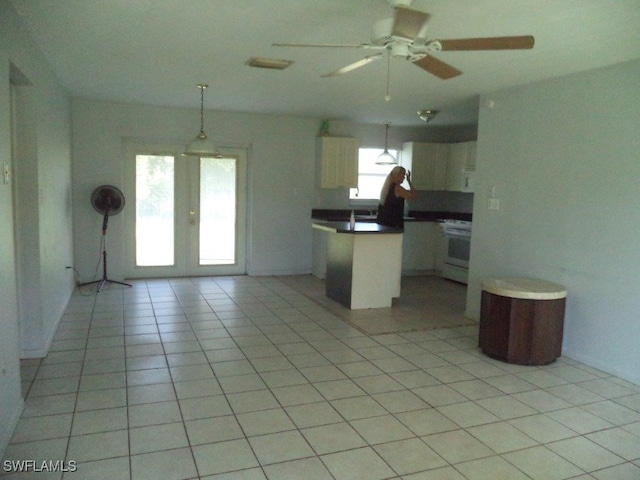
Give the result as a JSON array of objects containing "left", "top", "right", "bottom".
[{"left": 123, "top": 140, "right": 248, "bottom": 279}]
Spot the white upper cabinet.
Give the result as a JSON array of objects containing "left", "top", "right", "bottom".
[
  {"left": 318, "top": 136, "right": 358, "bottom": 188},
  {"left": 401, "top": 142, "right": 449, "bottom": 190},
  {"left": 447, "top": 141, "right": 477, "bottom": 192}
]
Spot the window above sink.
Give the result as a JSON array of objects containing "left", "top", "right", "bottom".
[{"left": 349, "top": 148, "right": 401, "bottom": 201}]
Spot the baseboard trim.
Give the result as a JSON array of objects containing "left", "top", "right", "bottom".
[
  {"left": 561, "top": 347, "right": 640, "bottom": 386},
  {"left": 247, "top": 268, "right": 312, "bottom": 276},
  {"left": 20, "top": 285, "right": 74, "bottom": 359},
  {"left": 0, "top": 397, "right": 24, "bottom": 457}
]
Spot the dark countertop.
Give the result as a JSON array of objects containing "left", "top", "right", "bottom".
[
  {"left": 311, "top": 209, "right": 472, "bottom": 223},
  {"left": 312, "top": 221, "right": 403, "bottom": 234}
]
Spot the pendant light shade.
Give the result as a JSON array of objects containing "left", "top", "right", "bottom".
[
  {"left": 184, "top": 131, "right": 217, "bottom": 157},
  {"left": 376, "top": 122, "right": 397, "bottom": 165},
  {"left": 183, "top": 83, "right": 220, "bottom": 157}
]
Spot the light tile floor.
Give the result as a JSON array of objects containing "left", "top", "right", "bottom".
[
  {"left": 278, "top": 275, "right": 476, "bottom": 335},
  {"left": 3, "top": 275, "right": 640, "bottom": 479}
]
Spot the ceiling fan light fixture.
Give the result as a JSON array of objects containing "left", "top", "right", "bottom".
[
  {"left": 376, "top": 122, "right": 398, "bottom": 165},
  {"left": 390, "top": 42, "right": 410, "bottom": 58},
  {"left": 388, "top": 0, "right": 412, "bottom": 7},
  {"left": 183, "top": 83, "right": 221, "bottom": 157},
  {"left": 418, "top": 109, "right": 439, "bottom": 123}
]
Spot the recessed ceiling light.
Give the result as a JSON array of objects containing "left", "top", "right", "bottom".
[{"left": 246, "top": 57, "right": 294, "bottom": 70}]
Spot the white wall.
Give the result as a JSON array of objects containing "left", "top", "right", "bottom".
[
  {"left": 71, "top": 99, "right": 319, "bottom": 279},
  {"left": 12, "top": 77, "right": 74, "bottom": 358},
  {"left": 0, "top": 0, "right": 74, "bottom": 453},
  {"left": 70, "top": 103, "right": 480, "bottom": 283},
  {"left": 0, "top": 31, "right": 22, "bottom": 461},
  {"left": 468, "top": 59, "right": 640, "bottom": 384}
]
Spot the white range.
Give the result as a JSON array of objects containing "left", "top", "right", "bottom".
[{"left": 440, "top": 219, "right": 472, "bottom": 284}]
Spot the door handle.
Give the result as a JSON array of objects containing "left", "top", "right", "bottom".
[{"left": 189, "top": 209, "right": 196, "bottom": 224}]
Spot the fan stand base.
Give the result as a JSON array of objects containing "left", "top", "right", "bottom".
[
  {"left": 78, "top": 278, "right": 133, "bottom": 293},
  {"left": 78, "top": 250, "right": 132, "bottom": 292}
]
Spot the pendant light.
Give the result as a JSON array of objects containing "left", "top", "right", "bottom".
[
  {"left": 183, "top": 83, "right": 220, "bottom": 157},
  {"left": 376, "top": 122, "right": 397, "bottom": 165}
]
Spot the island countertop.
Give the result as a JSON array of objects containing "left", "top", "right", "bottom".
[{"left": 312, "top": 221, "right": 403, "bottom": 234}]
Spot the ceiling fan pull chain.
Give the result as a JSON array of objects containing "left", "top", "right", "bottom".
[{"left": 385, "top": 49, "right": 391, "bottom": 102}]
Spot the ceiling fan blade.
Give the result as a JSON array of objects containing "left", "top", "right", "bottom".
[
  {"left": 273, "top": 42, "right": 369, "bottom": 48},
  {"left": 413, "top": 55, "right": 462, "bottom": 79},
  {"left": 438, "top": 35, "right": 535, "bottom": 51},
  {"left": 321, "top": 54, "right": 384, "bottom": 77},
  {"left": 392, "top": 6, "right": 430, "bottom": 40}
]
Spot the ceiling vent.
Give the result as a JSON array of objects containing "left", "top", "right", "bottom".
[{"left": 246, "top": 57, "right": 293, "bottom": 70}]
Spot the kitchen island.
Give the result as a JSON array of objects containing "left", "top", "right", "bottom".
[{"left": 312, "top": 221, "right": 403, "bottom": 309}]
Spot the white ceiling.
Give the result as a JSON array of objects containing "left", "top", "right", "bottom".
[{"left": 10, "top": 0, "right": 640, "bottom": 126}]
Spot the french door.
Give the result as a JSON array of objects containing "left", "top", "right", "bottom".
[{"left": 126, "top": 144, "right": 247, "bottom": 278}]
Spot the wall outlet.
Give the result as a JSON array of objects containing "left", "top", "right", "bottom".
[{"left": 488, "top": 198, "right": 500, "bottom": 210}]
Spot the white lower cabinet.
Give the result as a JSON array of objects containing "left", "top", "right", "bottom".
[{"left": 402, "top": 222, "right": 438, "bottom": 275}]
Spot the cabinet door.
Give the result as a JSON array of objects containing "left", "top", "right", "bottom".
[
  {"left": 466, "top": 141, "right": 477, "bottom": 171},
  {"left": 402, "top": 222, "right": 437, "bottom": 274},
  {"left": 404, "top": 142, "right": 448, "bottom": 190},
  {"left": 446, "top": 143, "right": 467, "bottom": 192},
  {"left": 446, "top": 141, "right": 477, "bottom": 192},
  {"left": 319, "top": 137, "right": 358, "bottom": 188}
]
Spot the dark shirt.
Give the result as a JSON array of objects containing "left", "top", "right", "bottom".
[{"left": 377, "top": 186, "right": 405, "bottom": 228}]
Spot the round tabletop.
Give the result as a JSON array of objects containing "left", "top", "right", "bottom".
[{"left": 482, "top": 277, "right": 567, "bottom": 300}]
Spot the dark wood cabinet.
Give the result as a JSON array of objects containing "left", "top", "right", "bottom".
[{"left": 478, "top": 278, "right": 566, "bottom": 366}]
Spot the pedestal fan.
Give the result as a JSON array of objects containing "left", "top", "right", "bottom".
[{"left": 78, "top": 185, "right": 132, "bottom": 292}]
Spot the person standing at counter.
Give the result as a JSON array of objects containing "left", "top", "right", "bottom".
[{"left": 376, "top": 166, "right": 417, "bottom": 229}]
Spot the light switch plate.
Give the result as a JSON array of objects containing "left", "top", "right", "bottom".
[{"left": 488, "top": 198, "right": 500, "bottom": 210}]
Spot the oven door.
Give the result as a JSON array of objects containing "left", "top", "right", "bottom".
[{"left": 445, "top": 232, "right": 470, "bottom": 269}]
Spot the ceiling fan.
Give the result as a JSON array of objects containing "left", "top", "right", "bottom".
[{"left": 273, "top": 1, "right": 534, "bottom": 80}]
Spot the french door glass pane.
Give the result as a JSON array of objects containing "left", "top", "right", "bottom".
[
  {"left": 199, "top": 156, "right": 236, "bottom": 265},
  {"left": 135, "top": 155, "right": 175, "bottom": 266}
]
